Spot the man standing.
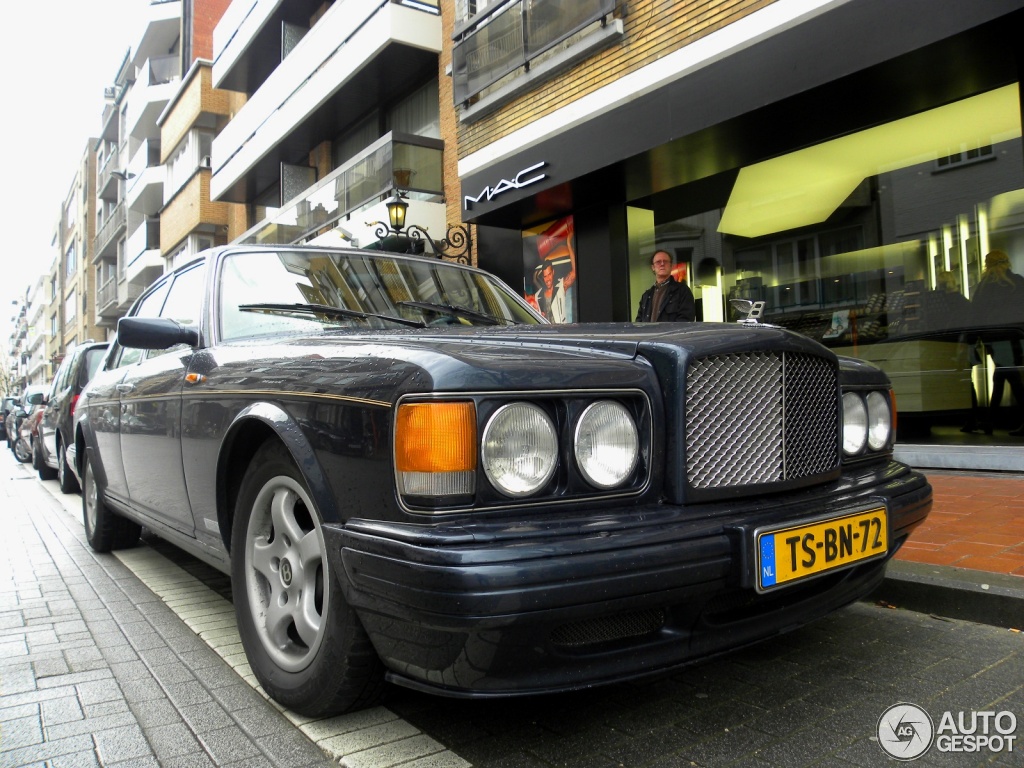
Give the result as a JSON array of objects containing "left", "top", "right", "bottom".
[{"left": 635, "top": 250, "right": 696, "bottom": 322}]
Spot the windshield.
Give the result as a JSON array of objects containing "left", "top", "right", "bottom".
[{"left": 219, "top": 249, "right": 541, "bottom": 341}]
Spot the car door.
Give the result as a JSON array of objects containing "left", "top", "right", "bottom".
[
  {"left": 120, "top": 263, "right": 205, "bottom": 535},
  {"left": 86, "top": 281, "right": 172, "bottom": 504},
  {"left": 42, "top": 352, "right": 74, "bottom": 462}
]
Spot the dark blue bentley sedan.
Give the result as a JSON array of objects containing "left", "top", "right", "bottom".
[{"left": 71, "top": 244, "right": 932, "bottom": 716}]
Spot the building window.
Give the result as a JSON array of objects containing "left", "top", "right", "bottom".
[
  {"left": 64, "top": 294, "right": 77, "bottom": 326},
  {"left": 623, "top": 83, "right": 1023, "bottom": 440},
  {"left": 66, "top": 243, "right": 77, "bottom": 277},
  {"left": 387, "top": 80, "right": 440, "bottom": 139},
  {"left": 165, "top": 129, "right": 214, "bottom": 200},
  {"left": 936, "top": 144, "right": 994, "bottom": 171}
]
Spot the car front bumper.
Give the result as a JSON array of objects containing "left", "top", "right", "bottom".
[{"left": 325, "top": 461, "right": 932, "bottom": 698}]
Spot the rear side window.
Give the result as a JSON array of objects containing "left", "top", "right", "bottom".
[
  {"left": 51, "top": 355, "right": 73, "bottom": 395},
  {"left": 80, "top": 348, "right": 108, "bottom": 387}
]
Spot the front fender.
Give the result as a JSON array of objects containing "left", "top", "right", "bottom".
[{"left": 216, "top": 401, "right": 341, "bottom": 553}]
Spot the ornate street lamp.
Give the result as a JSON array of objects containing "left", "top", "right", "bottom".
[{"left": 372, "top": 191, "right": 472, "bottom": 264}]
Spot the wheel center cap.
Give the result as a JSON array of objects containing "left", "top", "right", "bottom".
[{"left": 280, "top": 558, "right": 293, "bottom": 586}]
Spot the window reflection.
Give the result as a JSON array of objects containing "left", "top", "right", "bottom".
[
  {"left": 218, "top": 249, "right": 540, "bottom": 341},
  {"left": 645, "top": 84, "right": 1024, "bottom": 440}
]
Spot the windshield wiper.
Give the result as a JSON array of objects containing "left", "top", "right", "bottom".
[
  {"left": 397, "top": 300, "right": 511, "bottom": 326},
  {"left": 238, "top": 303, "right": 426, "bottom": 328}
]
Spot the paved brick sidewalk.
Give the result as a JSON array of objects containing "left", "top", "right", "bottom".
[
  {"left": 0, "top": 466, "right": 339, "bottom": 767},
  {"left": 895, "top": 471, "right": 1024, "bottom": 576},
  {"left": 1, "top": 446, "right": 469, "bottom": 768}
]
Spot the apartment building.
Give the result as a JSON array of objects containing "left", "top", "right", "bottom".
[
  {"left": 44, "top": 245, "right": 60, "bottom": 385},
  {"left": 94, "top": 1, "right": 184, "bottom": 333},
  {"left": 12, "top": 143, "right": 106, "bottom": 390},
  {"left": 92, "top": 0, "right": 239, "bottom": 332},
  {"left": 59, "top": 145, "right": 103, "bottom": 354},
  {"left": 158, "top": 0, "right": 247, "bottom": 267},
  {"left": 23, "top": 276, "right": 48, "bottom": 387},
  {"left": 209, "top": 0, "right": 454, "bottom": 253},
  {"left": 452, "top": 0, "right": 1024, "bottom": 469},
  {"left": 4, "top": 274, "right": 49, "bottom": 392},
  {"left": 5, "top": 292, "right": 28, "bottom": 393}
]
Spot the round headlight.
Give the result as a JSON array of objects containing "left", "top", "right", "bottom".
[
  {"left": 574, "top": 401, "right": 639, "bottom": 489},
  {"left": 481, "top": 402, "right": 558, "bottom": 497},
  {"left": 866, "top": 391, "right": 892, "bottom": 451},
  {"left": 842, "top": 392, "right": 868, "bottom": 455}
]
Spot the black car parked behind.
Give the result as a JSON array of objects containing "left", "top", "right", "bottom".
[{"left": 36, "top": 341, "right": 109, "bottom": 492}]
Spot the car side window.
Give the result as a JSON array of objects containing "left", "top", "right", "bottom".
[
  {"left": 114, "top": 279, "right": 172, "bottom": 368},
  {"left": 148, "top": 264, "right": 205, "bottom": 359},
  {"left": 52, "top": 356, "right": 72, "bottom": 396},
  {"left": 82, "top": 348, "right": 107, "bottom": 385},
  {"left": 161, "top": 265, "right": 204, "bottom": 325}
]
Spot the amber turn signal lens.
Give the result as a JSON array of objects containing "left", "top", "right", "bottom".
[{"left": 395, "top": 401, "right": 477, "bottom": 472}]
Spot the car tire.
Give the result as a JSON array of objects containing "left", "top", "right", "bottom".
[
  {"left": 231, "top": 441, "right": 384, "bottom": 716},
  {"left": 35, "top": 438, "right": 58, "bottom": 481},
  {"left": 14, "top": 436, "right": 32, "bottom": 463},
  {"left": 83, "top": 456, "right": 141, "bottom": 553},
  {"left": 57, "top": 440, "right": 80, "bottom": 494}
]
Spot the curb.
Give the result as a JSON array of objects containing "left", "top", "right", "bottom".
[{"left": 869, "top": 560, "right": 1024, "bottom": 630}]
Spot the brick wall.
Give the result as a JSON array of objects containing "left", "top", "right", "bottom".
[
  {"left": 439, "top": 2, "right": 476, "bottom": 261},
  {"left": 160, "top": 65, "right": 239, "bottom": 164},
  {"left": 453, "top": 0, "right": 775, "bottom": 159},
  {"left": 160, "top": 172, "right": 232, "bottom": 253},
  {"left": 192, "top": 0, "right": 233, "bottom": 62}
]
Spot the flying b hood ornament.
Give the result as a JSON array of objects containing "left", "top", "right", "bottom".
[{"left": 730, "top": 298, "right": 766, "bottom": 325}]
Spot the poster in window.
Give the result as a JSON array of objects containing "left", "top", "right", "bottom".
[{"left": 522, "top": 215, "right": 577, "bottom": 323}]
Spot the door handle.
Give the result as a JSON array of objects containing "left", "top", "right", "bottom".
[{"left": 116, "top": 383, "right": 134, "bottom": 394}]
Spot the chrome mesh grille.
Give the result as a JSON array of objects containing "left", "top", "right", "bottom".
[{"left": 685, "top": 352, "right": 838, "bottom": 490}]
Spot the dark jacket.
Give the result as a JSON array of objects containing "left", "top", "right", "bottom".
[
  {"left": 970, "top": 271, "right": 1024, "bottom": 329},
  {"left": 636, "top": 276, "right": 696, "bottom": 322}
]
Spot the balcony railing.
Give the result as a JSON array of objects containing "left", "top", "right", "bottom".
[
  {"left": 97, "top": 145, "right": 122, "bottom": 201},
  {"left": 96, "top": 276, "right": 118, "bottom": 316},
  {"left": 94, "top": 203, "right": 126, "bottom": 260},
  {"left": 148, "top": 54, "right": 179, "bottom": 86},
  {"left": 238, "top": 132, "right": 444, "bottom": 246},
  {"left": 452, "top": 0, "right": 615, "bottom": 104}
]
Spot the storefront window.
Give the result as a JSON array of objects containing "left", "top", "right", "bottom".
[
  {"left": 640, "top": 84, "right": 1024, "bottom": 441},
  {"left": 522, "top": 215, "right": 577, "bottom": 323}
]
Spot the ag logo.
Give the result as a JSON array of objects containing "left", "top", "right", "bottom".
[{"left": 877, "top": 702, "right": 935, "bottom": 760}]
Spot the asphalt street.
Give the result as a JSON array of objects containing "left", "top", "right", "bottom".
[{"left": 2, "top": 447, "right": 1022, "bottom": 767}]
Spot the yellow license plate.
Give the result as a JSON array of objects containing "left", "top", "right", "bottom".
[{"left": 755, "top": 506, "right": 888, "bottom": 592}]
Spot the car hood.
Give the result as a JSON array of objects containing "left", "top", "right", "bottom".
[
  {"left": 284, "top": 321, "right": 817, "bottom": 359},
  {"left": 210, "top": 321, "right": 841, "bottom": 398}
]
